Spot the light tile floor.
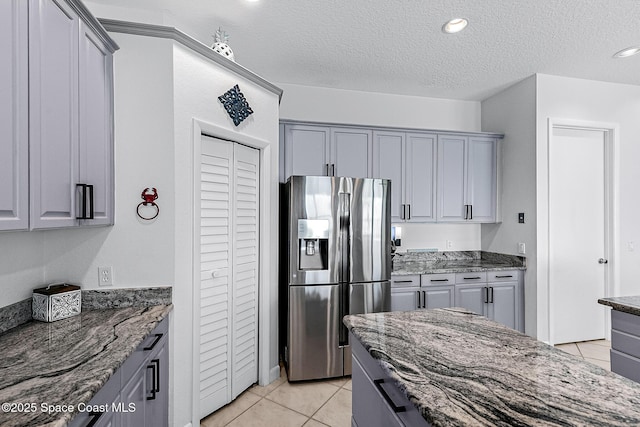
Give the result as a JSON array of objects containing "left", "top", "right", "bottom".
[{"left": 201, "top": 340, "right": 610, "bottom": 427}]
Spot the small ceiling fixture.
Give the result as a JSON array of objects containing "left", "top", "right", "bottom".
[
  {"left": 613, "top": 46, "right": 640, "bottom": 58},
  {"left": 442, "top": 18, "right": 468, "bottom": 34}
]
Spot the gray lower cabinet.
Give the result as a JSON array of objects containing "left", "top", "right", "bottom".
[
  {"left": 69, "top": 318, "right": 169, "bottom": 427},
  {"left": 610, "top": 310, "right": 640, "bottom": 383},
  {"left": 453, "top": 271, "right": 523, "bottom": 331},
  {"left": 391, "top": 275, "right": 454, "bottom": 311},
  {"left": 351, "top": 333, "right": 430, "bottom": 427}
]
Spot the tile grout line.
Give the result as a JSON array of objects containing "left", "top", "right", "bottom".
[
  {"left": 305, "top": 381, "right": 345, "bottom": 424},
  {"left": 222, "top": 378, "right": 287, "bottom": 427}
]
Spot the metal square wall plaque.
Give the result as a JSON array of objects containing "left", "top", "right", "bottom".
[{"left": 218, "top": 84, "right": 253, "bottom": 126}]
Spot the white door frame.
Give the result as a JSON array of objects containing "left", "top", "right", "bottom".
[
  {"left": 191, "top": 118, "right": 275, "bottom": 423},
  {"left": 541, "top": 118, "right": 619, "bottom": 345}
]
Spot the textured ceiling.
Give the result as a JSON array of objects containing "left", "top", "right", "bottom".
[{"left": 88, "top": 0, "right": 640, "bottom": 101}]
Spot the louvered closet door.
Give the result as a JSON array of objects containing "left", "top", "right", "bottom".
[
  {"left": 231, "top": 143, "right": 259, "bottom": 399},
  {"left": 199, "top": 135, "right": 259, "bottom": 418}
]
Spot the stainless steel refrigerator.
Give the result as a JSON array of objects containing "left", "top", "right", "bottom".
[{"left": 284, "top": 175, "right": 391, "bottom": 381}]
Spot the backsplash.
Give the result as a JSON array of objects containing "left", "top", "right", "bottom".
[
  {"left": 0, "top": 287, "right": 172, "bottom": 334},
  {"left": 393, "top": 250, "right": 526, "bottom": 270}
]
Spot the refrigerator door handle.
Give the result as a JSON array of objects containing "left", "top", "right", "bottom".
[{"left": 338, "top": 192, "right": 351, "bottom": 347}]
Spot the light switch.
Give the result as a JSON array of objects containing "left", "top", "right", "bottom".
[{"left": 518, "top": 213, "right": 525, "bottom": 223}]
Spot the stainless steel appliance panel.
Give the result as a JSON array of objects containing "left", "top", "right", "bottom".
[
  {"left": 287, "top": 284, "right": 343, "bottom": 381},
  {"left": 342, "top": 281, "right": 391, "bottom": 375},
  {"left": 346, "top": 178, "right": 392, "bottom": 284}
]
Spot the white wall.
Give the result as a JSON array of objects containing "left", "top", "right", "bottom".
[
  {"left": 172, "top": 42, "right": 280, "bottom": 426},
  {"left": 0, "top": 231, "right": 45, "bottom": 306},
  {"left": 278, "top": 83, "right": 481, "bottom": 132},
  {"left": 393, "top": 223, "right": 481, "bottom": 252},
  {"left": 535, "top": 74, "right": 640, "bottom": 342},
  {"left": 480, "top": 75, "right": 537, "bottom": 337}
]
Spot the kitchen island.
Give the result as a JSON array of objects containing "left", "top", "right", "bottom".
[
  {"left": 599, "top": 296, "right": 640, "bottom": 383},
  {"left": 344, "top": 308, "right": 640, "bottom": 426}
]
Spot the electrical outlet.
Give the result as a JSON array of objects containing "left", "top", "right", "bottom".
[
  {"left": 98, "top": 267, "right": 113, "bottom": 286},
  {"left": 446, "top": 240, "right": 453, "bottom": 249},
  {"left": 518, "top": 243, "right": 526, "bottom": 254}
]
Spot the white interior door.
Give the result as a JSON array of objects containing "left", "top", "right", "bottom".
[
  {"left": 199, "top": 136, "right": 259, "bottom": 417},
  {"left": 549, "top": 126, "right": 607, "bottom": 344}
]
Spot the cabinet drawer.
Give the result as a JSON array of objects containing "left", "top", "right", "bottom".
[
  {"left": 391, "top": 275, "right": 420, "bottom": 288},
  {"left": 611, "top": 349, "right": 640, "bottom": 382},
  {"left": 487, "top": 271, "right": 518, "bottom": 282},
  {"left": 455, "top": 272, "right": 487, "bottom": 283},
  {"left": 612, "top": 329, "right": 640, "bottom": 357},
  {"left": 421, "top": 273, "right": 455, "bottom": 286},
  {"left": 612, "top": 310, "right": 640, "bottom": 337},
  {"left": 121, "top": 317, "right": 169, "bottom": 381}
]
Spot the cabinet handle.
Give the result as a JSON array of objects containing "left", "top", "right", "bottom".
[
  {"left": 430, "top": 279, "right": 449, "bottom": 282},
  {"left": 495, "top": 275, "right": 513, "bottom": 278},
  {"left": 407, "top": 204, "right": 411, "bottom": 220},
  {"left": 146, "top": 360, "right": 158, "bottom": 400},
  {"left": 76, "top": 184, "right": 94, "bottom": 220},
  {"left": 374, "top": 379, "right": 406, "bottom": 413},
  {"left": 401, "top": 204, "right": 405, "bottom": 220},
  {"left": 483, "top": 287, "right": 488, "bottom": 304},
  {"left": 143, "top": 333, "right": 163, "bottom": 351},
  {"left": 463, "top": 277, "right": 482, "bottom": 280},
  {"left": 325, "top": 163, "right": 329, "bottom": 176},
  {"left": 464, "top": 204, "right": 468, "bottom": 220},
  {"left": 469, "top": 204, "right": 473, "bottom": 220},
  {"left": 489, "top": 287, "right": 494, "bottom": 304},
  {"left": 393, "top": 280, "right": 413, "bottom": 283},
  {"left": 422, "top": 290, "right": 426, "bottom": 309},
  {"left": 417, "top": 291, "right": 421, "bottom": 308},
  {"left": 86, "top": 412, "right": 104, "bottom": 427},
  {"left": 330, "top": 164, "right": 335, "bottom": 176}
]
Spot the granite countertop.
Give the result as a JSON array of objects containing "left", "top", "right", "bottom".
[
  {"left": 344, "top": 308, "right": 640, "bottom": 426},
  {"left": 392, "top": 250, "right": 526, "bottom": 275},
  {"left": 0, "top": 304, "right": 173, "bottom": 427},
  {"left": 599, "top": 296, "right": 640, "bottom": 316}
]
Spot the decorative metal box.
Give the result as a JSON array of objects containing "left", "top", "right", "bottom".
[{"left": 32, "top": 284, "right": 82, "bottom": 322}]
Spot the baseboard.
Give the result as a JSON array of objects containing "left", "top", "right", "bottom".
[{"left": 269, "top": 364, "right": 281, "bottom": 382}]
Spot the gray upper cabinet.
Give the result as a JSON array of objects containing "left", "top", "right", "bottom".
[
  {"left": 0, "top": 0, "right": 29, "bottom": 231},
  {"left": 284, "top": 124, "right": 330, "bottom": 177},
  {"left": 282, "top": 120, "right": 501, "bottom": 223},
  {"left": 437, "top": 135, "right": 497, "bottom": 223},
  {"left": 373, "top": 131, "right": 436, "bottom": 223},
  {"left": 1, "top": 0, "right": 118, "bottom": 231},
  {"left": 283, "top": 124, "right": 371, "bottom": 179},
  {"left": 29, "top": 0, "right": 81, "bottom": 229}
]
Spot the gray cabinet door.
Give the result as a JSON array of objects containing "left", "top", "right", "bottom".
[
  {"left": 120, "top": 365, "right": 147, "bottom": 427},
  {"left": 372, "top": 131, "right": 404, "bottom": 222},
  {"left": 391, "top": 288, "right": 419, "bottom": 312},
  {"left": 331, "top": 128, "right": 372, "bottom": 178},
  {"left": 78, "top": 21, "right": 114, "bottom": 226},
  {"left": 437, "top": 135, "right": 467, "bottom": 222},
  {"left": 467, "top": 137, "right": 496, "bottom": 222},
  {"left": 488, "top": 282, "right": 518, "bottom": 330},
  {"left": 423, "top": 286, "right": 454, "bottom": 310},
  {"left": 284, "top": 124, "right": 330, "bottom": 177},
  {"left": 29, "top": 0, "right": 80, "bottom": 229},
  {"left": 0, "top": 0, "right": 29, "bottom": 231},
  {"left": 406, "top": 133, "right": 437, "bottom": 222},
  {"left": 145, "top": 339, "right": 169, "bottom": 427},
  {"left": 454, "top": 284, "right": 487, "bottom": 316}
]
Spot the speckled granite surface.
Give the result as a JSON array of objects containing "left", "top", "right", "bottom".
[
  {"left": 0, "top": 287, "right": 172, "bottom": 333},
  {"left": 344, "top": 308, "right": 640, "bottom": 426},
  {"left": 0, "top": 299, "right": 32, "bottom": 334},
  {"left": 82, "top": 287, "right": 172, "bottom": 310},
  {"left": 392, "top": 251, "right": 526, "bottom": 275},
  {"left": 599, "top": 296, "right": 640, "bottom": 316},
  {"left": 0, "top": 304, "right": 172, "bottom": 427}
]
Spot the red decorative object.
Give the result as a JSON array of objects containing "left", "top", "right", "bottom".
[{"left": 137, "top": 188, "right": 159, "bottom": 220}]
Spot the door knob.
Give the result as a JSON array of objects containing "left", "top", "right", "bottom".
[{"left": 598, "top": 258, "right": 608, "bottom": 264}]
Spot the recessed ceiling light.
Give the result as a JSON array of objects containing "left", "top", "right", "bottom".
[
  {"left": 442, "top": 18, "right": 468, "bottom": 34},
  {"left": 613, "top": 46, "right": 640, "bottom": 58}
]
